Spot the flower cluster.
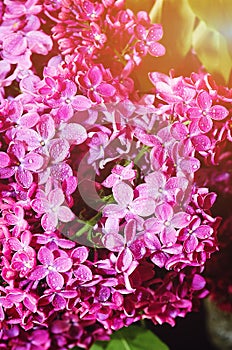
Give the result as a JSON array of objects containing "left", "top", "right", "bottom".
[{"left": 0, "top": 0, "right": 232, "bottom": 349}]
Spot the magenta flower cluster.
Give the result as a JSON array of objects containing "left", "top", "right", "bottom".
[{"left": 0, "top": 0, "right": 232, "bottom": 349}]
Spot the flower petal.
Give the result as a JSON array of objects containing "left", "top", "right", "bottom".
[
  {"left": 73, "top": 264, "right": 93, "bottom": 282},
  {"left": 53, "top": 257, "right": 72, "bottom": 272},
  {"left": 209, "top": 105, "right": 229, "bottom": 120},
  {"left": 38, "top": 246, "right": 54, "bottom": 266},
  {"left": 112, "top": 182, "right": 133, "bottom": 207},
  {"left": 57, "top": 206, "right": 74, "bottom": 222},
  {"left": 131, "top": 198, "right": 156, "bottom": 217},
  {"left": 47, "top": 271, "right": 64, "bottom": 290},
  {"left": 72, "top": 95, "right": 92, "bottom": 111},
  {"left": 29, "top": 266, "right": 48, "bottom": 281}
]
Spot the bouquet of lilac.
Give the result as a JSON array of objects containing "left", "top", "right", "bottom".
[{"left": 0, "top": 1, "right": 231, "bottom": 349}]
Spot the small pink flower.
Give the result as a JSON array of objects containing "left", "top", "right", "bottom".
[
  {"left": 188, "top": 90, "right": 229, "bottom": 121},
  {"left": 78, "top": 66, "right": 116, "bottom": 103},
  {"left": 29, "top": 246, "right": 73, "bottom": 290},
  {"left": 31, "top": 188, "right": 74, "bottom": 232},
  {"left": 103, "top": 182, "right": 156, "bottom": 219}
]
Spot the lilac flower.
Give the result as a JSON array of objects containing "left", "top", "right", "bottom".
[
  {"left": 40, "top": 79, "right": 92, "bottom": 121},
  {"left": 11, "top": 251, "right": 36, "bottom": 278},
  {"left": 137, "top": 171, "right": 188, "bottom": 204},
  {"left": 135, "top": 24, "right": 166, "bottom": 57},
  {"left": 0, "top": 141, "right": 44, "bottom": 188},
  {"left": 103, "top": 219, "right": 145, "bottom": 272},
  {"left": 29, "top": 246, "right": 73, "bottom": 290},
  {"left": 179, "top": 216, "right": 214, "bottom": 253},
  {"left": 77, "top": 66, "right": 116, "bottom": 103},
  {"left": 31, "top": 188, "right": 74, "bottom": 231},
  {"left": 102, "top": 162, "right": 136, "bottom": 188},
  {"left": 103, "top": 181, "right": 156, "bottom": 219},
  {"left": 148, "top": 203, "right": 191, "bottom": 246},
  {"left": 188, "top": 90, "right": 229, "bottom": 121}
]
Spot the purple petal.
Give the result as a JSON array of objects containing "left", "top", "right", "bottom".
[
  {"left": 187, "top": 107, "right": 202, "bottom": 119},
  {"left": 29, "top": 266, "right": 48, "bottom": 281},
  {"left": 15, "top": 129, "right": 40, "bottom": 149},
  {"left": 41, "top": 212, "right": 58, "bottom": 231},
  {"left": 57, "top": 206, "right": 74, "bottom": 223},
  {"left": 102, "top": 233, "right": 124, "bottom": 251},
  {"left": 144, "top": 217, "right": 164, "bottom": 233},
  {"left": 26, "top": 31, "right": 53, "bottom": 55},
  {"left": 125, "top": 219, "right": 136, "bottom": 243},
  {"left": 96, "top": 83, "right": 116, "bottom": 97},
  {"left": 104, "top": 217, "right": 119, "bottom": 234},
  {"left": 53, "top": 257, "right": 72, "bottom": 272},
  {"left": 38, "top": 246, "right": 54, "bottom": 266},
  {"left": 73, "top": 264, "right": 93, "bottom": 282},
  {"left": 135, "top": 24, "right": 147, "bottom": 40},
  {"left": 209, "top": 105, "right": 229, "bottom": 120},
  {"left": 24, "top": 296, "right": 37, "bottom": 313},
  {"left": 184, "top": 235, "right": 198, "bottom": 253},
  {"left": 0, "top": 152, "right": 10, "bottom": 168},
  {"left": 0, "top": 167, "right": 15, "bottom": 179},
  {"left": 88, "top": 66, "right": 103, "bottom": 86},
  {"left": 48, "top": 138, "right": 69, "bottom": 162},
  {"left": 148, "top": 42, "right": 166, "bottom": 57},
  {"left": 151, "top": 251, "right": 167, "bottom": 268},
  {"left": 131, "top": 197, "right": 156, "bottom": 217},
  {"left": 147, "top": 24, "right": 163, "bottom": 42},
  {"left": 172, "top": 212, "right": 191, "bottom": 228},
  {"left": 116, "top": 247, "right": 133, "bottom": 272},
  {"left": 8, "top": 142, "right": 25, "bottom": 160},
  {"left": 163, "top": 244, "right": 183, "bottom": 254},
  {"left": 191, "top": 274, "right": 206, "bottom": 290},
  {"left": 144, "top": 232, "right": 161, "bottom": 250},
  {"left": 37, "top": 114, "right": 55, "bottom": 140},
  {"left": 52, "top": 294, "right": 66, "bottom": 310},
  {"left": 102, "top": 173, "right": 119, "bottom": 188},
  {"left": 3, "top": 33, "right": 27, "bottom": 55},
  {"left": 71, "top": 246, "right": 89, "bottom": 263},
  {"left": 113, "top": 182, "right": 133, "bottom": 207},
  {"left": 20, "top": 112, "right": 40, "bottom": 128},
  {"left": 155, "top": 203, "right": 173, "bottom": 221},
  {"left": 160, "top": 227, "right": 177, "bottom": 245},
  {"left": 195, "top": 225, "right": 213, "bottom": 239},
  {"left": 198, "top": 116, "right": 213, "bottom": 133},
  {"left": 48, "top": 188, "right": 64, "bottom": 207},
  {"left": 50, "top": 162, "right": 73, "bottom": 182},
  {"left": 31, "top": 198, "right": 50, "bottom": 214},
  {"left": 47, "top": 271, "right": 64, "bottom": 290},
  {"left": 63, "top": 80, "right": 77, "bottom": 98},
  {"left": 191, "top": 135, "right": 211, "bottom": 151},
  {"left": 180, "top": 157, "right": 200, "bottom": 173},
  {"left": 61, "top": 123, "right": 87, "bottom": 145},
  {"left": 23, "top": 152, "right": 44, "bottom": 171},
  {"left": 171, "top": 122, "right": 188, "bottom": 140},
  {"left": 197, "top": 91, "right": 212, "bottom": 110},
  {"left": 72, "top": 95, "right": 92, "bottom": 111},
  {"left": 15, "top": 168, "right": 33, "bottom": 188},
  {"left": 8, "top": 238, "right": 22, "bottom": 251}
]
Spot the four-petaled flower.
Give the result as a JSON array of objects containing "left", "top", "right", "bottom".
[
  {"left": 29, "top": 246, "right": 73, "bottom": 290},
  {"left": 31, "top": 188, "right": 74, "bottom": 231}
]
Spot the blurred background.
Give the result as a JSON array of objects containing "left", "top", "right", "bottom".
[{"left": 126, "top": 0, "right": 232, "bottom": 92}]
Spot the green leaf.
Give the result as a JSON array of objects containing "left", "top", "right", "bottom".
[
  {"left": 187, "top": 0, "right": 232, "bottom": 39},
  {"left": 192, "top": 20, "right": 232, "bottom": 84},
  {"left": 106, "top": 326, "right": 169, "bottom": 350},
  {"left": 71, "top": 326, "right": 169, "bottom": 350},
  {"left": 90, "top": 343, "right": 107, "bottom": 350}
]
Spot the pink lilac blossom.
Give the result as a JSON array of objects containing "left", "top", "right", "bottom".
[{"left": 0, "top": 0, "right": 231, "bottom": 349}]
